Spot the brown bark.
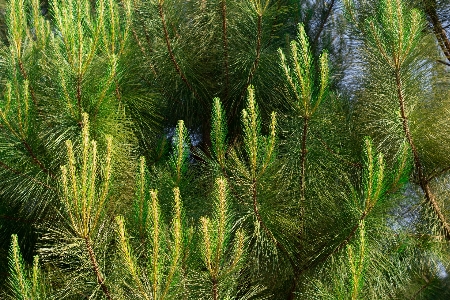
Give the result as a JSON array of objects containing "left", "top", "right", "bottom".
[
  {"left": 212, "top": 277, "right": 218, "bottom": 300},
  {"left": 85, "top": 237, "right": 112, "bottom": 300},
  {"left": 394, "top": 69, "right": 450, "bottom": 240},
  {"left": 424, "top": 0, "right": 450, "bottom": 64}
]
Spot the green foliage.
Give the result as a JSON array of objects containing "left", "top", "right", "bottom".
[
  {"left": 116, "top": 186, "right": 184, "bottom": 300},
  {"left": 211, "top": 97, "right": 228, "bottom": 167},
  {"left": 1, "top": 0, "right": 450, "bottom": 299},
  {"left": 279, "top": 23, "right": 329, "bottom": 118},
  {"left": 195, "top": 177, "right": 250, "bottom": 299},
  {"left": 169, "top": 120, "right": 190, "bottom": 186},
  {"left": 7, "top": 234, "right": 46, "bottom": 300}
]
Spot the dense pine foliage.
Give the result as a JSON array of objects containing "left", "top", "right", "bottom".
[{"left": 0, "top": 0, "right": 450, "bottom": 299}]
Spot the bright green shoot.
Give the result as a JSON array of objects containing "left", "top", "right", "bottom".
[
  {"left": 170, "top": 120, "right": 190, "bottom": 185},
  {"left": 211, "top": 97, "right": 228, "bottom": 168},
  {"left": 60, "top": 113, "right": 112, "bottom": 238},
  {"left": 7, "top": 234, "right": 46, "bottom": 300},
  {"left": 347, "top": 0, "right": 425, "bottom": 68},
  {"left": 199, "top": 177, "right": 246, "bottom": 299},
  {"left": 278, "top": 23, "right": 329, "bottom": 117},
  {"left": 116, "top": 186, "right": 184, "bottom": 300},
  {"left": 347, "top": 220, "right": 366, "bottom": 300},
  {"left": 362, "top": 137, "right": 385, "bottom": 215},
  {"left": 241, "top": 86, "right": 277, "bottom": 180}
]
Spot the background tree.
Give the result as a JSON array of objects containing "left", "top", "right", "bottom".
[{"left": 0, "top": 0, "right": 449, "bottom": 299}]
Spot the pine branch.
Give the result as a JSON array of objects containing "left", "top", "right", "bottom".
[
  {"left": 240, "top": 14, "right": 263, "bottom": 101},
  {"left": 199, "top": 178, "right": 248, "bottom": 299},
  {"left": 0, "top": 160, "right": 55, "bottom": 190},
  {"left": 289, "top": 138, "right": 384, "bottom": 298},
  {"left": 8, "top": 234, "right": 31, "bottom": 299},
  {"left": 116, "top": 215, "right": 151, "bottom": 300},
  {"left": 76, "top": 5, "right": 83, "bottom": 117},
  {"left": 57, "top": 113, "right": 114, "bottom": 298},
  {"left": 348, "top": 0, "right": 450, "bottom": 241},
  {"left": 424, "top": 0, "right": 450, "bottom": 64},
  {"left": 117, "top": 185, "right": 184, "bottom": 300},
  {"left": 1, "top": 83, "right": 41, "bottom": 167},
  {"left": 221, "top": 0, "right": 230, "bottom": 101},
  {"left": 410, "top": 277, "right": 432, "bottom": 299},
  {"left": 7, "top": 234, "right": 47, "bottom": 299},
  {"left": 299, "top": 116, "right": 308, "bottom": 209},
  {"left": 280, "top": 23, "right": 330, "bottom": 244},
  {"left": 22, "top": 140, "right": 55, "bottom": 179},
  {"left": 394, "top": 68, "right": 450, "bottom": 240},
  {"left": 84, "top": 237, "right": 112, "bottom": 300},
  {"left": 17, "top": 61, "right": 38, "bottom": 107},
  {"left": 312, "top": 0, "right": 336, "bottom": 49},
  {"left": 157, "top": 0, "right": 200, "bottom": 102}
]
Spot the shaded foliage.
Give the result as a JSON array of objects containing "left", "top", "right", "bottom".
[{"left": 0, "top": 0, "right": 450, "bottom": 299}]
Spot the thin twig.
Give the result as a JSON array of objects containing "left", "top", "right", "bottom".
[
  {"left": 240, "top": 14, "right": 263, "bottom": 101},
  {"left": 312, "top": 0, "right": 336, "bottom": 49},
  {"left": 232, "top": 13, "right": 264, "bottom": 127},
  {"left": 212, "top": 277, "right": 218, "bottom": 300},
  {"left": 22, "top": 140, "right": 55, "bottom": 179},
  {"left": 250, "top": 178, "right": 297, "bottom": 285},
  {"left": 0, "top": 160, "right": 55, "bottom": 190},
  {"left": 410, "top": 277, "right": 432, "bottom": 299},
  {"left": 76, "top": 75, "right": 82, "bottom": 116},
  {"left": 221, "top": 0, "right": 230, "bottom": 101},
  {"left": 292, "top": 209, "right": 370, "bottom": 284},
  {"left": 437, "top": 59, "right": 450, "bottom": 66},
  {"left": 158, "top": 1, "right": 200, "bottom": 102},
  {"left": 299, "top": 116, "right": 309, "bottom": 207},
  {"left": 424, "top": 0, "right": 450, "bottom": 64},
  {"left": 427, "top": 165, "right": 450, "bottom": 182},
  {"left": 85, "top": 237, "right": 112, "bottom": 300},
  {"left": 130, "top": 22, "right": 158, "bottom": 76},
  {"left": 394, "top": 68, "right": 450, "bottom": 240}
]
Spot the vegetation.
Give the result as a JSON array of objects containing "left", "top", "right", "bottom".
[{"left": 0, "top": 0, "right": 450, "bottom": 298}]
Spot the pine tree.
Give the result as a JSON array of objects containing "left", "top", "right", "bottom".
[
  {"left": 6, "top": 234, "right": 47, "bottom": 299},
  {"left": 0, "top": 0, "right": 450, "bottom": 299}
]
